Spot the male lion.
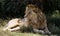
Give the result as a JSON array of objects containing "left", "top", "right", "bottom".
[
  {"left": 3, "top": 4, "right": 51, "bottom": 34},
  {"left": 24, "top": 4, "right": 51, "bottom": 34}
]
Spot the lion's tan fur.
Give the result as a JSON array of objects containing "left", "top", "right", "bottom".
[
  {"left": 24, "top": 4, "right": 47, "bottom": 29},
  {"left": 24, "top": 4, "right": 51, "bottom": 34}
]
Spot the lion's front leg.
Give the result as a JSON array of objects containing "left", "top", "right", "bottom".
[
  {"left": 44, "top": 26, "right": 51, "bottom": 35},
  {"left": 3, "top": 24, "right": 18, "bottom": 31},
  {"left": 33, "top": 28, "right": 45, "bottom": 34},
  {"left": 8, "top": 26, "right": 20, "bottom": 32},
  {"left": 42, "top": 23, "right": 51, "bottom": 34}
]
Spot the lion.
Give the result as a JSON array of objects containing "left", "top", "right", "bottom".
[
  {"left": 3, "top": 4, "right": 51, "bottom": 34},
  {"left": 24, "top": 4, "right": 51, "bottom": 34},
  {"left": 3, "top": 18, "right": 45, "bottom": 34}
]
